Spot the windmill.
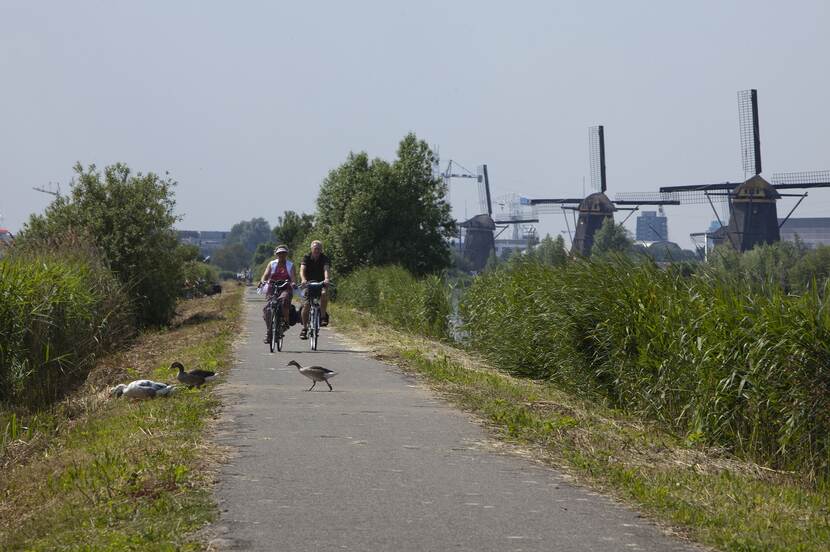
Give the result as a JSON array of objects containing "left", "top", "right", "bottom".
[
  {"left": 658, "top": 89, "right": 830, "bottom": 252},
  {"left": 442, "top": 161, "right": 539, "bottom": 269},
  {"left": 529, "top": 125, "right": 679, "bottom": 256}
]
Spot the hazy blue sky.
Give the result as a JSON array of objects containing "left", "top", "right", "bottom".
[{"left": 2, "top": 1, "right": 828, "bottom": 248}]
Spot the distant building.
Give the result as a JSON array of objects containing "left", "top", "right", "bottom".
[
  {"left": 177, "top": 229, "right": 229, "bottom": 256},
  {"left": 779, "top": 217, "right": 830, "bottom": 248},
  {"left": 494, "top": 236, "right": 538, "bottom": 259},
  {"left": 635, "top": 210, "right": 668, "bottom": 241}
]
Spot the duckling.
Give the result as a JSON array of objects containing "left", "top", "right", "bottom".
[
  {"left": 111, "top": 380, "right": 177, "bottom": 399},
  {"left": 287, "top": 360, "right": 337, "bottom": 391},
  {"left": 170, "top": 361, "right": 217, "bottom": 388}
]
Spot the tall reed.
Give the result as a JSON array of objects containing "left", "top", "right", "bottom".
[
  {"left": 337, "top": 265, "right": 451, "bottom": 339},
  {"left": 0, "top": 245, "right": 132, "bottom": 408},
  {"left": 460, "top": 256, "right": 830, "bottom": 480}
]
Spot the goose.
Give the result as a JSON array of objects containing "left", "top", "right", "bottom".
[
  {"left": 170, "top": 361, "right": 217, "bottom": 388},
  {"left": 287, "top": 360, "right": 337, "bottom": 391},
  {"left": 111, "top": 379, "right": 177, "bottom": 399}
]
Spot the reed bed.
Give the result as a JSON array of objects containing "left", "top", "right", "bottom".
[
  {"left": 461, "top": 257, "right": 830, "bottom": 481},
  {"left": 0, "top": 250, "right": 132, "bottom": 409},
  {"left": 337, "top": 265, "right": 451, "bottom": 339}
]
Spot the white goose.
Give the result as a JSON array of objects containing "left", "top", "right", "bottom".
[
  {"left": 111, "top": 380, "right": 177, "bottom": 399},
  {"left": 287, "top": 360, "right": 338, "bottom": 391}
]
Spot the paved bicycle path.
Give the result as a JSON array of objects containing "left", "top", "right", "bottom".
[{"left": 209, "top": 288, "right": 701, "bottom": 551}]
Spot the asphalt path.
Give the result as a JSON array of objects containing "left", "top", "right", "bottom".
[{"left": 210, "top": 288, "right": 702, "bottom": 551}]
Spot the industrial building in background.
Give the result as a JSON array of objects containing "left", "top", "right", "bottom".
[
  {"left": 635, "top": 209, "right": 669, "bottom": 242},
  {"left": 779, "top": 218, "right": 830, "bottom": 248},
  {"left": 176, "top": 230, "right": 229, "bottom": 257}
]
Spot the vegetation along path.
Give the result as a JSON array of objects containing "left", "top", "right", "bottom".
[{"left": 208, "top": 287, "right": 701, "bottom": 551}]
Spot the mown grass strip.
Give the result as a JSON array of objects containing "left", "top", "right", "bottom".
[
  {"left": 330, "top": 304, "right": 830, "bottom": 552},
  {"left": 0, "top": 283, "right": 244, "bottom": 551}
]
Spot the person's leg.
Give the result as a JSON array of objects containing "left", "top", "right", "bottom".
[
  {"left": 263, "top": 300, "right": 272, "bottom": 342},
  {"left": 280, "top": 291, "right": 291, "bottom": 327},
  {"left": 299, "top": 294, "right": 310, "bottom": 338},
  {"left": 320, "top": 289, "right": 328, "bottom": 325}
]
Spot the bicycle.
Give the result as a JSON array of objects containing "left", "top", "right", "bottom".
[
  {"left": 302, "top": 281, "right": 330, "bottom": 351},
  {"left": 262, "top": 280, "right": 290, "bottom": 353}
]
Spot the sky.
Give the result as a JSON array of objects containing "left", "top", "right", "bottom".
[{"left": 2, "top": 1, "right": 829, "bottom": 249}]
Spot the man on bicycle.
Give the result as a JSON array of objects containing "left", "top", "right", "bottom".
[
  {"left": 259, "top": 244, "right": 296, "bottom": 343},
  {"left": 299, "top": 240, "right": 331, "bottom": 340}
]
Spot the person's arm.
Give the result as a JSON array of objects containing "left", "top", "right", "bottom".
[
  {"left": 260, "top": 263, "right": 271, "bottom": 285},
  {"left": 300, "top": 260, "right": 308, "bottom": 284},
  {"left": 323, "top": 263, "right": 331, "bottom": 284}
]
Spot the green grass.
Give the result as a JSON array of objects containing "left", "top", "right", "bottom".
[
  {"left": 0, "top": 285, "right": 243, "bottom": 551},
  {"left": 331, "top": 304, "right": 830, "bottom": 552}
]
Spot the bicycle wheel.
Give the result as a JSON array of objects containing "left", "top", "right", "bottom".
[
  {"left": 310, "top": 305, "right": 319, "bottom": 351},
  {"left": 270, "top": 309, "right": 278, "bottom": 353}
]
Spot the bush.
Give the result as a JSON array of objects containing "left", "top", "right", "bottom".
[
  {"left": 0, "top": 241, "right": 132, "bottom": 408},
  {"left": 18, "top": 163, "right": 183, "bottom": 326},
  {"left": 338, "top": 265, "right": 451, "bottom": 339},
  {"left": 460, "top": 255, "right": 830, "bottom": 480}
]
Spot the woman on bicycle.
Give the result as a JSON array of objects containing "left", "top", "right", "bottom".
[{"left": 259, "top": 245, "right": 296, "bottom": 343}]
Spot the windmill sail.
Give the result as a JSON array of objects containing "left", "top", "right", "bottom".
[{"left": 738, "top": 89, "right": 762, "bottom": 177}]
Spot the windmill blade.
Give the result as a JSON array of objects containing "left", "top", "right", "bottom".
[
  {"left": 771, "top": 170, "right": 830, "bottom": 189},
  {"left": 654, "top": 182, "right": 737, "bottom": 205},
  {"left": 493, "top": 218, "right": 540, "bottom": 225},
  {"left": 738, "top": 89, "right": 762, "bottom": 176},
  {"left": 529, "top": 199, "right": 581, "bottom": 215},
  {"left": 613, "top": 192, "right": 680, "bottom": 206},
  {"left": 528, "top": 198, "right": 583, "bottom": 205},
  {"left": 476, "top": 165, "right": 494, "bottom": 216},
  {"left": 589, "top": 125, "right": 607, "bottom": 193}
]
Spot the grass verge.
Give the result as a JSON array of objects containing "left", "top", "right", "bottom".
[
  {"left": 0, "top": 282, "right": 244, "bottom": 551},
  {"left": 330, "top": 304, "right": 830, "bottom": 552}
]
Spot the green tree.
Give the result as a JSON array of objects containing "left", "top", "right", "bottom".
[
  {"left": 316, "top": 133, "right": 456, "bottom": 276},
  {"left": 535, "top": 234, "right": 569, "bottom": 266},
  {"left": 19, "top": 163, "right": 181, "bottom": 326},
  {"left": 272, "top": 211, "right": 314, "bottom": 255},
  {"left": 227, "top": 217, "right": 272, "bottom": 254},
  {"left": 251, "top": 241, "right": 277, "bottom": 267},
  {"left": 212, "top": 243, "right": 250, "bottom": 271},
  {"left": 591, "top": 218, "right": 633, "bottom": 257},
  {"left": 790, "top": 244, "right": 830, "bottom": 292}
]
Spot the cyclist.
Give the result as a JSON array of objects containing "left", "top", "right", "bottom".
[
  {"left": 259, "top": 245, "right": 296, "bottom": 343},
  {"left": 299, "top": 240, "right": 331, "bottom": 340}
]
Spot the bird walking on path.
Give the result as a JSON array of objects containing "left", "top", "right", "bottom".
[
  {"left": 111, "top": 380, "right": 177, "bottom": 399},
  {"left": 171, "top": 361, "right": 216, "bottom": 388},
  {"left": 287, "top": 360, "right": 337, "bottom": 391}
]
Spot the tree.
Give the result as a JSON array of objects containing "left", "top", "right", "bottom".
[
  {"left": 251, "top": 241, "right": 276, "bottom": 267},
  {"left": 227, "top": 217, "right": 272, "bottom": 255},
  {"left": 535, "top": 234, "right": 569, "bottom": 266},
  {"left": 591, "top": 218, "right": 633, "bottom": 257},
  {"left": 316, "top": 134, "right": 456, "bottom": 276},
  {"left": 272, "top": 211, "right": 314, "bottom": 255},
  {"left": 19, "top": 163, "right": 182, "bottom": 326},
  {"left": 212, "top": 243, "right": 251, "bottom": 271}
]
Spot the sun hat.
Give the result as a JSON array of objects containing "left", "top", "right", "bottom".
[{"left": 274, "top": 245, "right": 289, "bottom": 254}]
